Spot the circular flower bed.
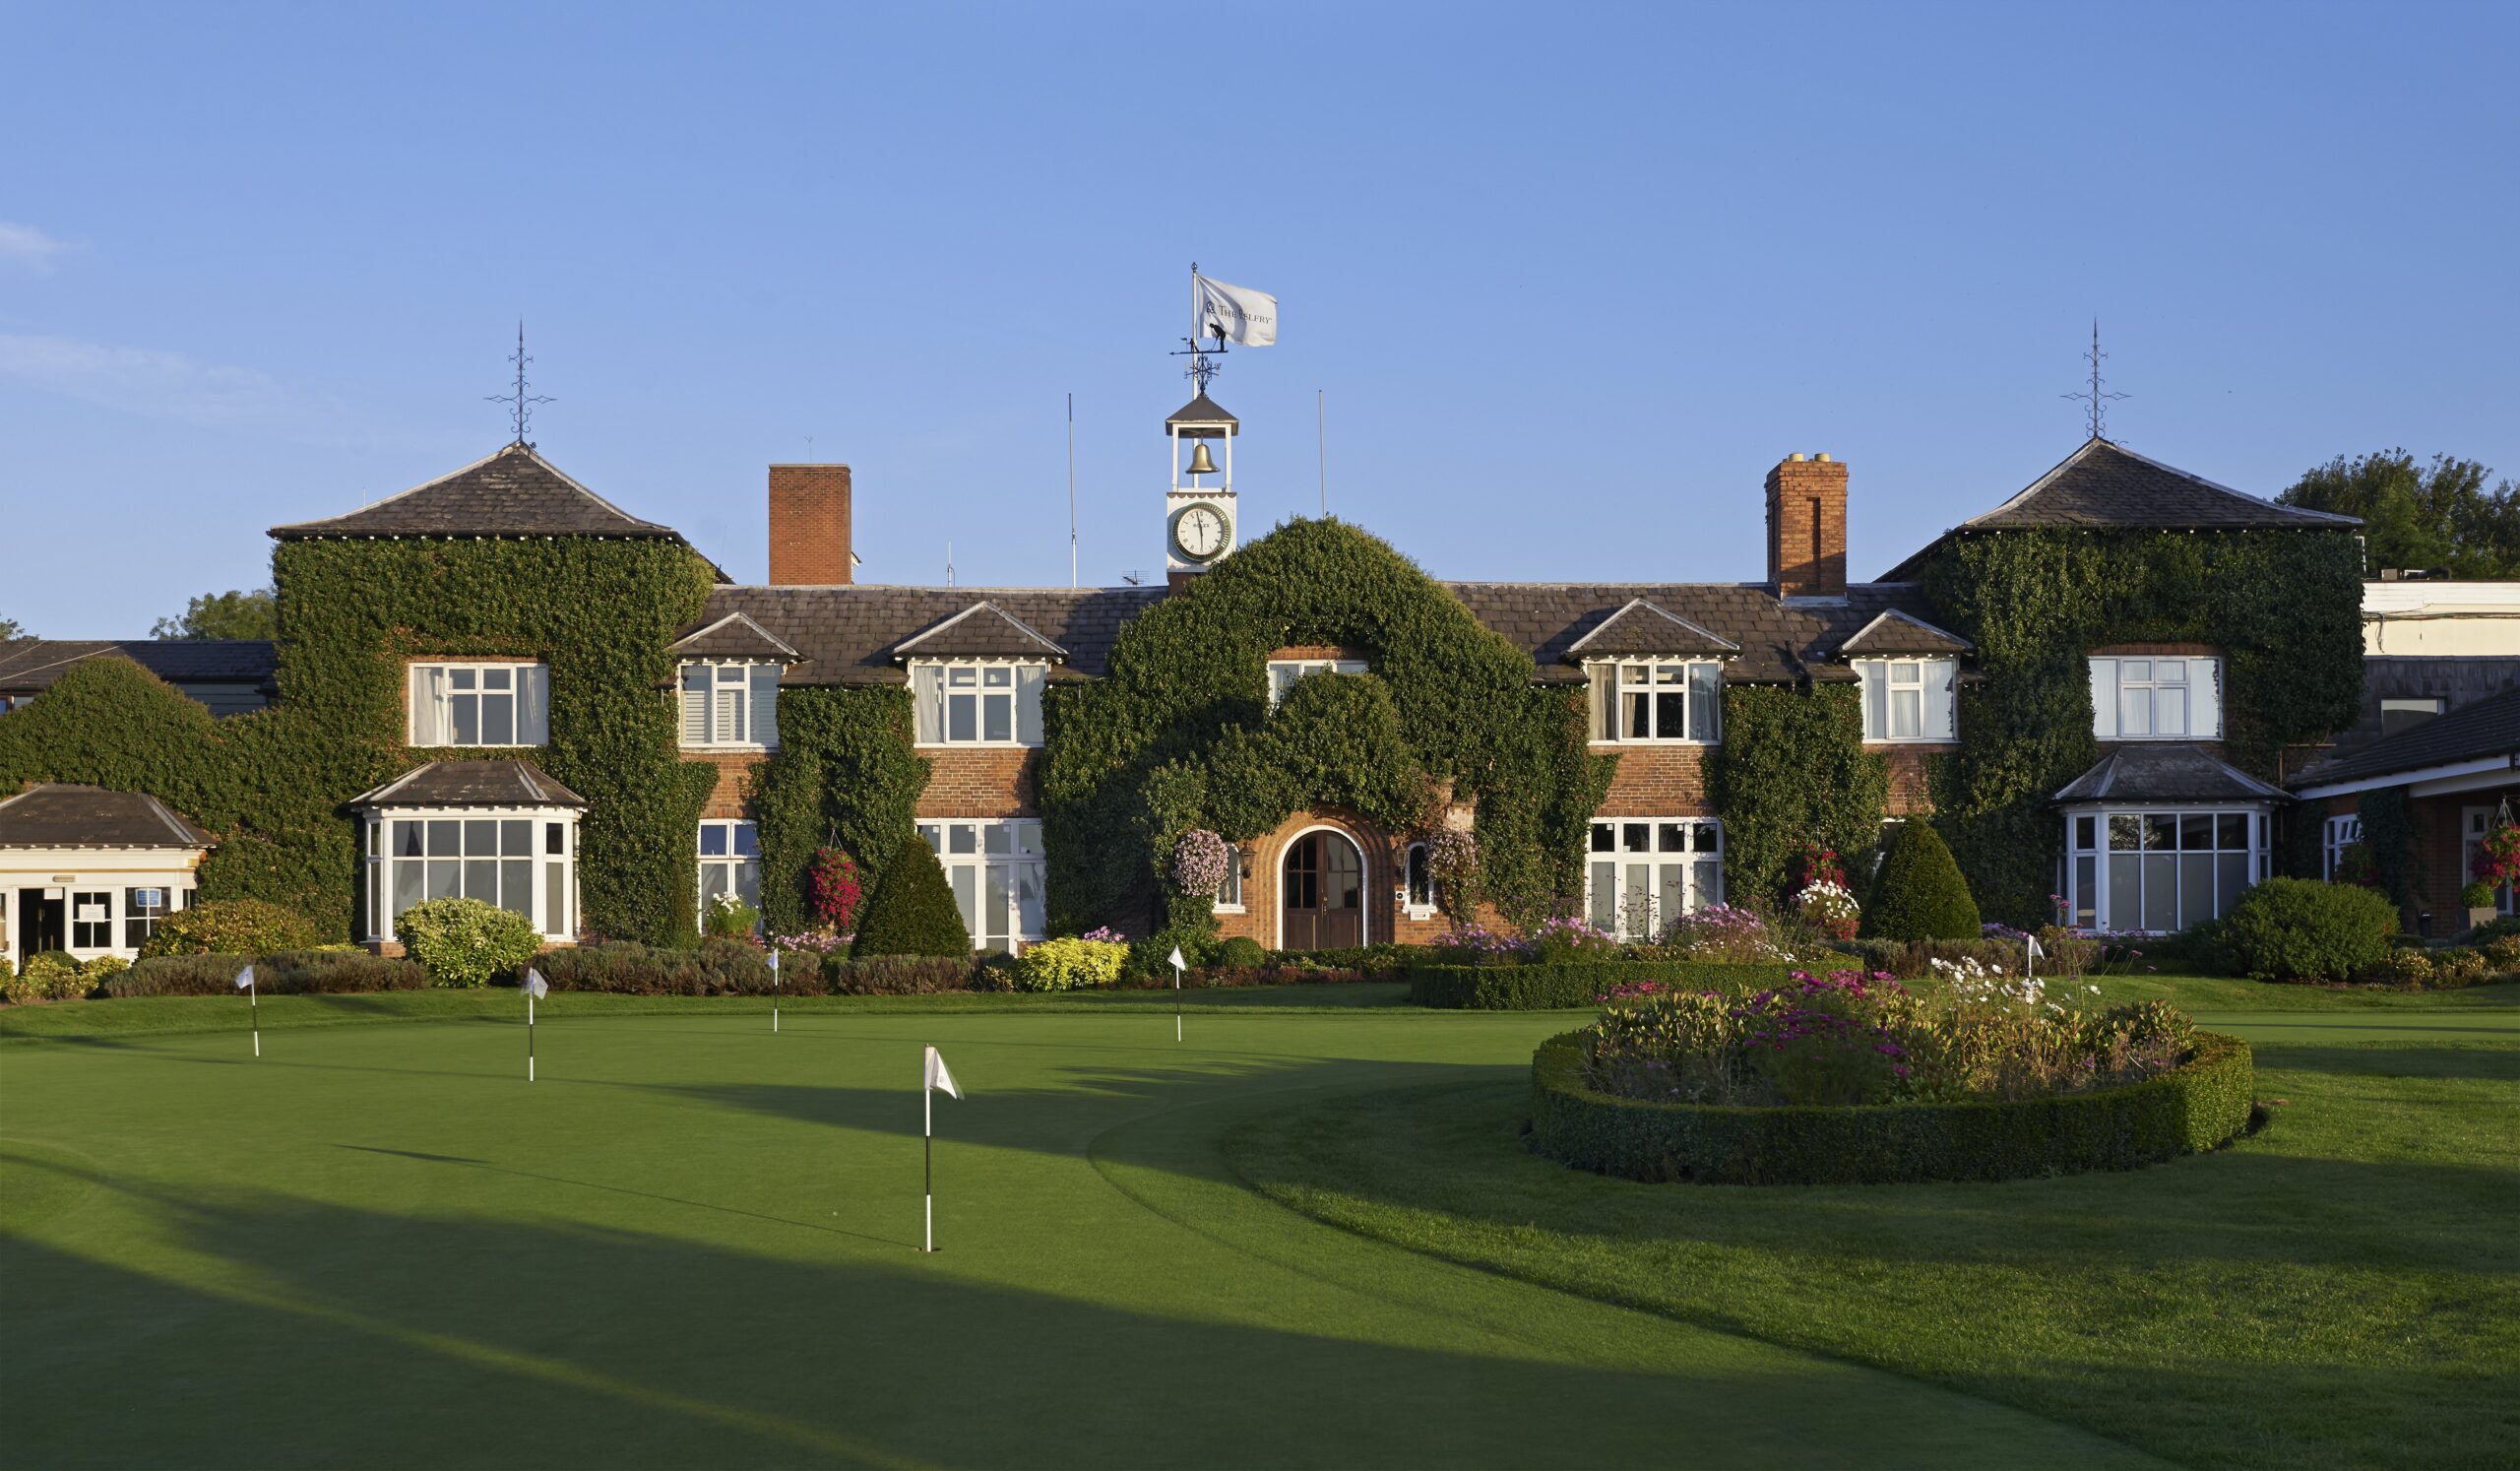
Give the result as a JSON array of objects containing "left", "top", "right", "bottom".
[{"left": 1528, "top": 968, "right": 2254, "bottom": 1184}]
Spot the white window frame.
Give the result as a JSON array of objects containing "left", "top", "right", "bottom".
[
  {"left": 122, "top": 884, "right": 190, "bottom": 951},
  {"left": 1402, "top": 840, "right": 1436, "bottom": 920},
  {"left": 1584, "top": 660, "right": 1722, "bottom": 743},
  {"left": 1585, "top": 817, "right": 1724, "bottom": 940},
  {"left": 917, "top": 818, "right": 1047, "bottom": 953},
  {"left": 911, "top": 660, "right": 1046, "bottom": 747},
  {"left": 361, "top": 805, "right": 578, "bottom": 943},
  {"left": 2062, "top": 804, "right": 2267, "bottom": 934},
  {"left": 2380, "top": 697, "right": 2444, "bottom": 737},
  {"left": 2089, "top": 656, "right": 2222, "bottom": 741},
  {"left": 408, "top": 661, "right": 550, "bottom": 748},
  {"left": 697, "top": 818, "right": 763, "bottom": 918},
  {"left": 1215, "top": 846, "right": 1246, "bottom": 914},
  {"left": 1267, "top": 658, "right": 1367, "bottom": 708},
  {"left": 1855, "top": 658, "right": 1957, "bottom": 742},
  {"left": 2322, "top": 814, "right": 2363, "bottom": 881},
  {"left": 679, "top": 662, "right": 781, "bottom": 750}
]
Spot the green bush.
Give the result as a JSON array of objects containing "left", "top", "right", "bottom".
[
  {"left": 1529, "top": 1028, "right": 2255, "bottom": 1184},
  {"left": 823, "top": 954, "right": 975, "bottom": 995},
  {"left": 2214, "top": 877, "right": 2397, "bottom": 983},
  {"left": 1123, "top": 924, "right": 1216, "bottom": 982},
  {"left": 1259, "top": 942, "right": 1431, "bottom": 976},
  {"left": 1860, "top": 822, "right": 1983, "bottom": 940},
  {"left": 1214, "top": 936, "right": 1268, "bottom": 971},
  {"left": 17, "top": 950, "right": 85, "bottom": 1001},
  {"left": 538, "top": 939, "right": 799, "bottom": 996},
  {"left": 107, "top": 950, "right": 425, "bottom": 996},
  {"left": 394, "top": 898, "right": 543, "bottom": 989},
  {"left": 702, "top": 893, "right": 761, "bottom": 940},
  {"left": 137, "top": 899, "right": 318, "bottom": 959},
  {"left": 1410, "top": 960, "right": 1790, "bottom": 1010},
  {"left": 852, "top": 839, "right": 972, "bottom": 959},
  {"left": 0, "top": 965, "right": 35, "bottom": 1005},
  {"left": 1011, "top": 936, "right": 1128, "bottom": 992}
]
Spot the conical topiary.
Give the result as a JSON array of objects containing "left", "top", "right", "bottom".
[
  {"left": 1859, "top": 820, "right": 1983, "bottom": 940},
  {"left": 851, "top": 837, "right": 974, "bottom": 958}
]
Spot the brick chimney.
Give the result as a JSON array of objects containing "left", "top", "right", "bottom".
[
  {"left": 1765, "top": 452, "right": 1849, "bottom": 599},
  {"left": 768, "top": 464, "right": 851, "bottom": 585}
]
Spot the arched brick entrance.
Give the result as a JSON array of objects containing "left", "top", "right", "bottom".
[{"left": 1279, "top": 826, "right": 1364, "bottom": 950}]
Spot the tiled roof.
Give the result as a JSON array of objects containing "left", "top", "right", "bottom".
[
  {"left": 2052, "top": 744, "right": 2291, "bottom": 804},
  {"left": 0, "top": 784, "right": 217, "bottom": 849},
  {"left": 669, "top": 612, "right": 800, "bottom": 663},
  {"left": 1880, "top": 438, "right": 2360, "bottom": 580},
  {"left": 1836, "top": 609, "right": 1973, "bottom": 656},
  {"left": 0, "top": 639, "right": 277, "bottom": 694},
  {"left": 892, "top": 603, "right": 1071, "bottom": 661},
  {"left": 701, "top": 586, "right": 1168, "bottom": 686},
  {"left": 347, "top": 760, "right": 588, "bottom": 809},
  {"left": 1562, "top": 599, "right": 1740, "bottom": 658},
  {"left": 270, "top": 443, "right": 711, "bottom": 555},
  {"left": 1165, "top": 393, "right": 1238, "bottom": 435},
  {"left": 1442, "top": 582, "right": 1934, "bottom": 683},
  {"left": 2293, "top": 682, "right": 2520, "bottom": 791}
]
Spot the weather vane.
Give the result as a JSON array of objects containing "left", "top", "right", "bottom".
[
  {"left": 487, "top": 321, "right": 554, "bottom": 444},
  {"left": 2062, "top": 318, "right": 2128, "bottom": 439},
  {"left": 1168, "top": 258, "right": 1227, "bottom": 394}
]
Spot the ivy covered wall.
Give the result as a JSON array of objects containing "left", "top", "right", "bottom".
[
  {"left": 748, "top": 684, "right": 929, "bottom": 934},
  {"left": 1708, "top": 683, "right": 1890, "bottom": 904}
]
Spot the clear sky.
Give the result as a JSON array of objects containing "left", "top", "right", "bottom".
[{"left": 3, "top": 1, "right": 2513, "bottom": 634}]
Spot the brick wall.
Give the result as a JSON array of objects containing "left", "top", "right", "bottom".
[
  {"left": 914, "top": 747, "right": 1036, "bottom": 817},
  {"left": 1592, "top": 743, "right": 1713, "bottom": 814},
  {"left": 768, "top": 464, "right": 851, "bottom": 586},
  {"left": 1213, "top": 807, "right": 1421, "bottom": 949},
  {"left": 694, "top": 751, "right": 762, "bottom": 819},
  {"left": 1872, "top": 743, "right": 1950, "bottom": 815},
  {"left": 1764, "top": 455, "right": 1848, "bottom": 599}
]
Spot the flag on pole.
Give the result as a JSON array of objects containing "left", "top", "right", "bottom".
[
  {"left": 922, "top": 1045, "right": 961, "bottom": 1100},
  {"left": 523, "top": 969, "right": 549, "bottom": 999},
  {"left": 235, "top": 963, "right": 258, "bottom": 1057},
  {"left": 2026, "top": 934, "right": 2046, "bottom": 960},
  {"left": 233, "top": 963, "right": 256, "bottom": 991},
  {"left": 523, "top": 968, "right": 546, "bottom": 1081},
  {"left": 1194, "top": 275, "right": 1278, "bottom": 346},
  {"left": 1167, "top": 946, "right": 1187, "bottom": 1043},
  {"left": 922, "top": 1045, "right": 962, "bottom": 1253}
]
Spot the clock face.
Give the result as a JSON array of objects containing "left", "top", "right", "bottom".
[{"left": 1172, "top": 503, "right": 1229, "bottom": 561}]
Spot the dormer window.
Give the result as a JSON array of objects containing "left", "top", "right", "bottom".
[
  {"left": 1855, "top": 658, "right": 1957, "bottom": 742},
  {"left": 1268, "top": 658, "right": 1366, "bottom": 707},
  {"left": 913, "top": 661, "right": 1045, "bottom": 746},
  {"left": 680, "top": 662, "right": 780, "bottom": 749},
  {"left": 1586, "top": 661, "right": 1721, "bottom": 743}
]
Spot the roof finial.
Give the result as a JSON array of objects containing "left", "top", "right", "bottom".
[
  {"left": 487, "top": 320, "right": 554, "bottom": 445},
  {"left": 2062, "top": 318, "right": 2128, "bottom": 440}
]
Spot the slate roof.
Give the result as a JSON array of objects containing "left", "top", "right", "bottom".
[
  {"left": 699, "top": 586, "right": 1169, "bottom": 686},
  {"left": 1880, "top": 438, "right": 2361, "bottom": 580},
  {"left": 2293, "top": 682, "right": 2520, "bottom": 792},
  {"left": 1165, "top": 393, "right": 1238, "bottom": 436},
  {"left": 346, "top": 760, "right": 589, "bottom": 809},
  {"left": 668, "top": 612, "right": 800, "bottom": 663},
  {"left": 0, "top": 784, "right": 217, "bottom": 849},
  {"left": 1561, "top": 599, "right": 1741, "bottom": 658},
  {"left": 892, "top": 603, "right": 1071, "bottom": 661},
  {"left": 1442, "top": 581, "right": 1935, "bottom": 683},
  {"left": 2052, "top": 744, "right": 2291, "bottom": 804},
  {"left": 0, "top": 639, "right": 277, "bottom": 694},
  {"left": 1836, "top": 609, "right": 1973, "bottom": 656}
]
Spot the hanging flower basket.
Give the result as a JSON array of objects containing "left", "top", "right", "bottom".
[
  {"left": 2471, "top": 824, "right": 2520, "bottom": 889},
  {"left": 1169, "top": 829, "right": 1231, "bottom": 895}
]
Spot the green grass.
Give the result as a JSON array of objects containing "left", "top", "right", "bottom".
[{"left": 2, "top": 979, "right": 2511, "bottom": 1467}]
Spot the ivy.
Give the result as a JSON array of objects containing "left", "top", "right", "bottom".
[
  {"left": 1709, "top": 683, "right": 1889, "bottom": 905},
  {"left": 1920, "top": 527, "right": 2363, "bottom": 924},
  {"left": 2355, "top": 786, "right": 2420, "bottom": 912},
  {"left": 749, "top": 685, "right": 929, "bottom": 935}
]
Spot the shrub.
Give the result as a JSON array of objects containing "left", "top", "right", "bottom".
[
  {"left": 852, "top": 838, "right": 972, "bottom": 958},
  {"left": 106, "top": 950, "right": 426, "bottom": 996},
  {"left": 137, "top": 899, "right": 318, "bottom": 959},
  {"left": 1410, "top": 960, "right": 1790, "bottom": 1010},
  {"left": 1259, "top": 943, "right": 1432, "bottom": 976},
  {"left": 1527, "top": 916, "right": 1621, "bottom": 964},
  {"left": 1861, "top": 823, "right": 1983, "bottom": 940},
  {"left": 80, "top": 953, "right": 131, "bottom": 981},
  {"left": 1011, "top": 936, "right": 1129, "bottom": 992},
  {"left": 395, "top": 898, "right": 543, "bottom": 989},
  {"left": 1123, "top": 925, "right": 1216, "bottom": 981},
  {"left": 2214, "top": 877, "right": 2396, "bottom": 983},
  {"left": 537, "top": 939, "right": 797, "bottom": 996},
  {"left": 1215, "top": 936, "right": 1268, "bottom": 971},
  {"left": 807, "top": 847, "right": 864, "bottom": 931},
  {"left": 703, "top": 892, "right": 761, "bottom": 940},
  {"left": 1, "top": 965, "right": 38, "bottom": 1005},
  {"left": 1657, "top": 904, "right": 1799, "bottom": 965},
  {"left": 824, "top": 954, "right": 974, "bottom": 995},
  {"left": 21, "top": 950, "right": 86, "bottom": 1000}
]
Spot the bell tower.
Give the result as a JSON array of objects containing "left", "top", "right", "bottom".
[{"left": 1164, "top": 392, "right": 1238, "bottom": 583}]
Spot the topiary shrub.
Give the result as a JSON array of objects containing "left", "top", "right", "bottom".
[
  {"left": 2214, "top": 876, "right": 2397, "bottom": 983},
  {"left": 1010, "top": 936, "right": 1128, "bottom": 992},
  {"left": 1215, "top": 935, "right": 1267, "bottom": 971},
  {"left": 395, "top": 898, "right": 542, "bottom": 989},
  {"left": 1861, "top": 822, "right": 1983, "bottom": 940},
  {"left": 138, "top": 898, "right": 318, "bottom": 958},
  {"left": 851, "top": 838, "right": 972, "bottom": 959}
]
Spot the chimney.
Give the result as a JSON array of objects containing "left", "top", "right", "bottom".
[
  {"left": 768, "top": 464, "right": 851, "bottom": 585},
  {"left": 1765, "top": 452, "right": 1849, "bottom": 599}
]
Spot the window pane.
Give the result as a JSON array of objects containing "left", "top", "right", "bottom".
[
  {"left": 1590, "top": 823, "right": 1614, "bottom": 853},
  {"left": 2110, "top": 815, "right": 2140, "bottom": 851},
  {"left": 1694, "top": 858, "right": 1721, "bottom": 911},
  {"left": 1654, "top": 690, "right": 1684, "bottom": 737},
  {"left": 1017, "top": 865, "right": 1045, "bottom": 934},
  {"left": 427, "top": 860, "right": 462, "bottom": 899},
  {"left": 2217, "top": 853, "right": 2250, "bottom": 914},
  {"left": 1694, "top": 822, "right": 1721, "bottom": 854},
  {"left": 1660, "top": 864, "right": 1684, "bottom": 931},
  {"left": 948, "top": 667, "right": 976, "bottom": 687},
  {"left": 394, "top": 861, "right": 425, "bottom": 922},
  {"left": 1622, "top": 863, "right": 1652, "bottom": 939},
  {"left": 1688, "top": 664, "right": 1721, "bottom": 741},
  {"left": 949, "top": 824, "right": 976, "bottom": 855},
  {"left": 700, "top": 824, "right": 727, "bottom": 856},
  {"left": 1623, "top": 690, "right": 1650, "bottom": 739},
  {"left": 2180, "top": 815, "right": 2213, "bottom": 852},
  {"left": 2156, "top": 660, "right": 2184, "bottom": 683},
  {"left": 546, "top": 822, "right": 565, "bottom": 856},
  {"left": 451, "top": 668, "right": 476, "bottom": 691},
  {"left": 2075, "top": 856, "right": 2097, "bottom": 927},
  {"left": 950, "top": 865, "right": 978, "bottom": 940},
  {"left": 465, "top": 819, "right": 497, "bottom": 856},
  {"left": 2179, "top": 855, "right": 2214, "bottom": 930},
  {"left": 1590, "top": 863, "right": 1616, "bottom": 927},
  {"left": 502, "top": 820, "right": 532, "bottom": 856},
  {"left": 1622, "top": 822, "right": 1650, "bottom": 853},
  {"left": 983, "top": 666, "right": 1012, "bottom": 688},
  {"left": 2156, "top": 687, "right": 2187, "bottom": 736},
  {"left": 985, "top": 866, "right": 1012, "bottom": 947},
  {"left": 464, "top": 859, "right": 499, "bottom": 902},
  {"left": 948, "top": 693, "right": 976, "bottom": 742},
  {"left": 1658, "top": 822, "right": 1687, "bottom": 853},
  {"left": 701, "top": 865, "right": 728, "bottom": 899},
  {"left": 2075, "top": 815, "right": 2096, "bottom": 851},
  {"left": 482, "top": 667, "right": 512, "bottom": 690},
  {"left": 736, "top": 861, "right": 761, "bottom": 909},
  {"left": 395, "top": 820, "right": 425, "bottom": 857},
  {"left": 501, "top": 861, "right": 534, "bottom": 917},
  {"left": 1891, "top": 688, "right": 1921, "bottom": 739},
  {"left": 2217, "top": 813, "right": 2247, "bottom": 850},
  {"left": 452, "top": 698, "right": 480, "bottom": 745},
  {"left": 983, "top": 824, "right": 1011, "bottom": 856},
  {"left": 2143, "top": 815, "right": 2176, "bottom": 852},
  {"left": 983, "top": 692, "right": 1012, "bottom": 742},
  {"left": 733, "top": 823, "right": 760, "bottom": 858},
  {"left": 427, "top": 819, "right": 461, "bottom": 856},
  {"left": 546, "top": 862, "right": 565, "bottom": 934},
  {"left": 1015, "top": 823, "right": 1043, "bottom": 856},
  {"left": 2118, "top": 687, "right": 2149, "bottom": 736},
  {"left": 2141, "top": 854, "right": 2176, "bottom": 931},
  {"left": 2122, "top": 660, "right": 2150, "bottom": 683},
  {"left": 2108, "top": 854, "right": 2137, "bottom": 926}
]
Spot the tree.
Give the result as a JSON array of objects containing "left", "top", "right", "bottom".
[
  {"left": 152, "top": 587, "right": 279, "bottom": 641},
  {"left": 2278, "top": 450, "right": 2520, "bottom": 578},
  {"left": 0, "top": 615, "right": 27, "bottom": 642}
]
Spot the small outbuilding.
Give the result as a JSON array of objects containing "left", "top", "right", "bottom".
[{"left": 1, "top": 784, "right": 217, "bottom": 971}]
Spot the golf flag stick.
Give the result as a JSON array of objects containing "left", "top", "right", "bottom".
[
  {"left": 524, "top": 968, "right": 548, "bottom": 1081},
  {"left": 2026, "top": 932, "right": 2043, "bottom": 983},
  {"left": 1167, "top": 945, "right": 1186, "bottom": 1042},
  {"left": 234, "top": 963, "right": 257, "bottom": 1057},
  {"left": 770, "top": 947, "right": 781, "bottom": 1034},
  {"left": 921, "top": 1046, "right": 961, "bottom": 1253}
]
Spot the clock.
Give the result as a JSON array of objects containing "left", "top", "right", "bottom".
[{"left": 1171, "top": 503, "right": 1230, "bottom": 562}]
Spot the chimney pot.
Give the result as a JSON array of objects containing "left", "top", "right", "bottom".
[{"left": 768, "top": 464, "right": 852, "bottom": 586}]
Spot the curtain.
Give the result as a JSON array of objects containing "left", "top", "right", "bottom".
[
  {"left": 1016, "top": 665, "right": 1045, "bottom": 744},
  {"left": 2088, "top": 659, "right": 2115, "bottom": 740},
  {"left": 1688, "top": 663, "right": 1722, "bottom": 741},
  {"left": 1923, "top": 659, "right": 1955, "bottom": 741},
  {"left": 1856, "top": 661, "right": 1884, "bottom": 739},
  {"left": 1587, "top": 665, "right": 1615, "bottom": 741},
  {"left": 750, "top": 665, "right": 781, "bottom": 747},
  {"left": 514, "top": 664, "right": 549, "bottom": 745},
  {"left": 912, "top": 665, "right": 947, "bottom": 743},
  {"left": 409, "top": 665, "right": 447, "bottom": 745}
]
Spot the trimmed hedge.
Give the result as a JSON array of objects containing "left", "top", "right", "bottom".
[
  {"left": 108, "top": 950, "right": 426, "bottom": 996},
  {"left": 537, "top": 941, "right": 976, "bottom": 996},
  {"left": 853, "top": 838, "right": 972, "bottom": 958},
  {"left": 1529, "top": 1028, "right": 2255, "bottom": 1185},
  {"left": 1861, "top": 822, "right": 1982, "bottom": 940},
  {"left": 1410, "top": 961, "right": 1791, "bottom": 1010}
]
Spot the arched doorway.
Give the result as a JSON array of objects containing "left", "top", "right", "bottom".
[{"left": 1281, "top": 828, "right": 1363, "bottom": 950}]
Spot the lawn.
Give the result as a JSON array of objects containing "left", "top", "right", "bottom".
[{"left": 1, "top": 978, "right": 2511, "bottom": 1467}]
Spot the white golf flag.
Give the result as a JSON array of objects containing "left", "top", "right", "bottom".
[
  {"left": 523, "top": 969, "right": 548, "bottom": 999},
  {"left": 233, "top": 964, "right": 255, "bottom": 991},
  {"left": 1167, "top": 946, "right": 1186, "bottom": 972},
  {"left": 1194, "top": 275, "right": 1277, "bottom": 346},
  {"left": 923, "top": 1045, "right": 961, "bottom": 1100},
  {"left": 2026, "top": 934, "right": 2046, "bottom": 960}
]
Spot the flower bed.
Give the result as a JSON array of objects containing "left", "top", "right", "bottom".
[{"left": 1408, "top": 961, "right": 1790, "bottom": 1010}]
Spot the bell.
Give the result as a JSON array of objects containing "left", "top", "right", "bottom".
[{"left": 1183, "top": 442, "right": 1219, "bottom": 478}]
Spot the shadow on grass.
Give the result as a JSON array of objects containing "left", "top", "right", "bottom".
[{"left": 2252, "top": 1041, "right": 2520, "bottom": 1081}]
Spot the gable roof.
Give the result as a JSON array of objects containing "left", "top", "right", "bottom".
[
  {"left": 346, "top": 759, "right": 588, "bottom": 809},
  {"left": 1834, "top": 608, "right": 1973, "bottom": 657},
  {"left": 1880, "top": 438, "right": 2361, "bottom": 580},
  {"left": 668, "top": 611, "right": 800, "bottom": 663},
  {"left": 1561, "top": 599, "right": 1741, "bottom": 658},
  {"left": 2052, "top": 744, "right": 2291, "bottom": 804},
  {"left": 2294, "top": 682, "right": 2520, "bottom": 793},
  {"left": 1444, "top": 581, "right": 1932, "bottom": 683},
  {"left": 0, "top": 784, "right": 217, "bottom": 849},
  {"left": 0, "top": 639, "right": 277, "bottom": 695},
  {"left": 890, "top": 602, "right": 1070, "bottom": 661},
  {"left": 699, "top": 585, "right": 1167, "bottom": 686}
]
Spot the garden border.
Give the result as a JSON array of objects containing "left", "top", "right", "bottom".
[{"left": 1409, "top": 961, "right": 1790, "bottom": 1010}]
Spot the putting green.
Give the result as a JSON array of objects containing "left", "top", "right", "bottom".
[{"left": 0, "top": 1002, "right": 2159, "bottom": 1469}]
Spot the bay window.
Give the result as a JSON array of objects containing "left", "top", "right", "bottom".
[
  {"left": 2063, "top": 806, "right": 2266, "bottom": 933},
  {"left": 2090, "top": 657, "right": 2222, "bottom": 741},
  {"left": 362, "top": 807, "right": 577, "bottom": 942},
  {"left": 1586, "top": 818, "right": 1724, "bottom": 939},
  {"left": 680, "top": 663, "right": 781, "bottom": 749},
  {"left": 409, "top": 662, "right": 550, "bottom": 747},
  {"left": 912, "top": 662, "right": 1045, "bottom": 745},
  {"left": 1855, "top": 658, "right": 1957, "bottom": 742},
  {"left": 917, "top": 818, "right": 1047, "bottom": 952},
  {"left": 1586, "top": 661, "right": 1722, "bottom": 742}
]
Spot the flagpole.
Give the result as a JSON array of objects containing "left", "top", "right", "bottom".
[
  {"left": 1318, "top": 389, "right": 1327, "bottom": 517},
  {"left": 923, "top": 1080, "right": 934, "bottom": 1253},
  {"left": 528, "top": 985, "right": 536, "bottom": 1083},
  {"left": 250, "top": 976, "right": 259, "bottom": 1057},
  {"left": 772, "top": 947, "right": 781, "bottom": 1034},
  {"left": 1067, "top": 392, "right": 1078, "bottom": 590}
]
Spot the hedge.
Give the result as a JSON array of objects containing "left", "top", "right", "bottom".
[
  {"left": 1409, "top": 960, "right": 1791, "bottom": 1010},
  {"left": 108, "top": 950, "right": 426, "bottom": 996},
  {"left": 1528, "top": 1028, "right": 2255, "bottom": 1185},
  {"left": 536, "top": 941, "right": 976, "bottom": 996}
]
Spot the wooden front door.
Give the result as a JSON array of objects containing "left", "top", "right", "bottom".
[{"left": 1281, "top": 831, "right": 1363, "bottom": 951}]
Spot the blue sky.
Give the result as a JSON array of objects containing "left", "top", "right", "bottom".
[{"left": 4, "top": 1, "right": 2513, "bottom": 634}]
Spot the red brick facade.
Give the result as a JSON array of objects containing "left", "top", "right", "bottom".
[
  {"left": 1872, "top": 743, "right": 1951, "bottom": 815},
  {"left": 1210, "top": 807, "right": 1461, "bottom": 949},
  {"left": 694, "top": 751, "right": 761, "bottom": 819},
  {"left": 1592, "top": 743, "right": 1712, "bottom": 813},
  {"left": 914, "top": 747, "right": 1038, "bottom": 817},
  {"left": 768, "top": 464, "right": 852, "bottom": 586},
  {"left": 1765, "top": 455, "right": 1849, "bottom": 598}
]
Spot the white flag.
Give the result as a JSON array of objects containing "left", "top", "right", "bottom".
[
  {"left": 2026, "top": 935, "right": 2046, "bottom": 960},
  {"left": 1167, "top": 946, "right": 1187, "bottom": 973},
  {"left": 523, "top": 968, "right": 548, "bottom": 999},
  {"left": 233, "top": 964, "right": 255, "bottom": 991},
  {"left": 922, "top": 1045, "right": 961, "bottom": 1100},
  {"left": 1194, "top": 275, "right": 1277, "bottom": 346}
]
